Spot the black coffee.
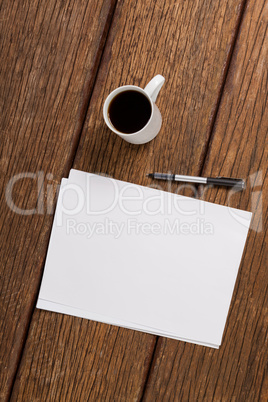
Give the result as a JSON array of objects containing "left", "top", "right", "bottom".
[{"left": 108, "top": 90, "right": 151, "bottom": 134}]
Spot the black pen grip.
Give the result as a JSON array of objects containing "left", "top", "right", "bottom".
[
  {"left": 207, "top": 177, "right": 245, "bottom": 189},
  {"left": 153, "top": 173, "right": 175, "bottom": 180}
]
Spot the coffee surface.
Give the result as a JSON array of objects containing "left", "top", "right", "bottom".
[{"left": 108, "top": 90, "right": 151, "bottom": 134}]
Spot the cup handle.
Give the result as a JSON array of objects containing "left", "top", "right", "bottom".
[{"left": 144, "top": 74, "right": 165, "bottom": 102}]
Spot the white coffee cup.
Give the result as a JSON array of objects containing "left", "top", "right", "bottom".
[{"left": 103, "top": 75, "right": 165, "bottom": 144}]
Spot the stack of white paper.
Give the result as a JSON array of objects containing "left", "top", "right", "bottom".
[{"left": 37, "top": 169, "right": 252, "bottom": 348}]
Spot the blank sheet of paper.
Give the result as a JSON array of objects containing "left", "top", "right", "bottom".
[{"left": 37, "top": 170, "right": 252, "bottom": 347}]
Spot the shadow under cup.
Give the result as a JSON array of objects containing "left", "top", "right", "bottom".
[{"left": 107, "top": 89, "right": 152, "bottom": 134}]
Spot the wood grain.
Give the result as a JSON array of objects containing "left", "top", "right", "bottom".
[
  {"left": 11, "top": 310, "right": 156, "bottom": 401},
  {"left": 0, "top": 0, "right": 116, "bottom": 399},
  {"left": 143, "top": 0, "right": 268, "bottom": 400},
  {"left": 10, "top": 0, "right": 249, "bottom": 400}
]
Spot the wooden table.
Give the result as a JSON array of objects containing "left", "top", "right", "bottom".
[{"left": 1, "top": 0, "right": 267, "bottom": 400}]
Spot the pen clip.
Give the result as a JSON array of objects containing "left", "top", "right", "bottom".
[
  {"left": 216, "top": 177, "right": 246, "bottom": 189},
  {"left": 216, "top": 176, "right": 242, "bottom": 181}
]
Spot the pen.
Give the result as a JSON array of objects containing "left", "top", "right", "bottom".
[{"left": 147, "top": 173, "right": 246, "bottom": 189}]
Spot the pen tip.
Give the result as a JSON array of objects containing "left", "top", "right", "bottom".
[{"left": 146, "top": 173, "right": 153, "bottom": 178}]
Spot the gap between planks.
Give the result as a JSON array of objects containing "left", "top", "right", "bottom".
[{"left": 6, "top": 1, "right": 119, "bottom": 400}]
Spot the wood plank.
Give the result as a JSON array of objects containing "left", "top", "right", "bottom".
[
  {"left": 10, "top": 0, "right": 248, "bottom": 400},
  {"left": 143, "top": 0, "right": 268, "bottom": 400},
  {"left": 0, "top": 0, "right": 116, "bottom": 399}
]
